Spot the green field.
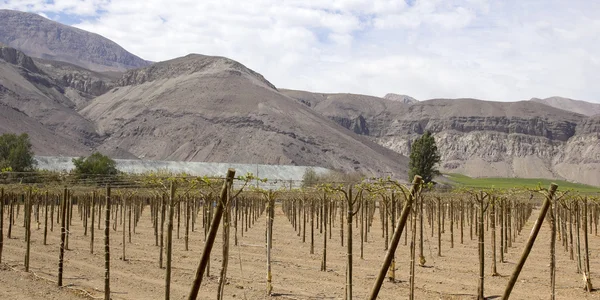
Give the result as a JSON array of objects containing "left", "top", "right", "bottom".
[{"left": 444, "top": 173, "right": 600, "bottom": 193}]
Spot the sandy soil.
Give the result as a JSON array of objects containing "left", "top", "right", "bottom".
[{"left": 1, "top": 202, "right": 599, "bottom": 300}]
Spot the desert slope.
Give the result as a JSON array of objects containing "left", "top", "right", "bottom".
[
  {"left": 0, "top": 46, "right": 93, "bottom": 154},
  {"left": 531, "top": 96, "right": 600, "bottom": 116},
  {"left": 284, "top": 91, "right": 600, "bottom": 186},
  {"left": 0, "top": 9, "right": 151, "bottom": 72},
  {"left": 82, "top": 54, "right": 409, "bottom": 177}
]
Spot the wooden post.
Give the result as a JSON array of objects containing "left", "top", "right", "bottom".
[
  {"left": 187, "top": 169, "right": 235, "bottom": 300},
  {"left": 266, "top": 190, "right": 274, "bottom": 295},
  {"left": 104, "top": 186, "right": 111, "bottom": 300},
  {"left": 502, "top": 183, "right": 557, "bottom": 299},
  {"left": 491, "top": 197, "right": 498, "bottom": 276},
  {"left": 368, "top": 176, "right": 422, "bottom": 300},
  {"left": 583, "top": 197, "right": 593, "bottom": 291},
  {"left": 91, "top": 192, "right": 95, "bottom": 254},
  {"left": 25, "top": 189, "right": 31, "bottom": 272},
  {"left": 477, "top": 191, "right": 490, "bottom": 300},
  {"left": 0, "top": 187, "right": 3, "bottom": 264},
  {"left": 44, "top": 191, "right": 48, "bottom": 245},
  {"left": 58, "top": 187, "right": 68, "bottom": 286},
  {"left": 166, "top": 182, "right": 176, "bottom": 300}
]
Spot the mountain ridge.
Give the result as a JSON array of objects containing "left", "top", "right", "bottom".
[
  {"left": 530, "top": 96, "right": 600, "bottom": 116},
  {"left": 0, "top": 9, "right": 151, "bottom": 72},
  {"left": 0, "top": 10, "right": 599, "bottom": 186}
]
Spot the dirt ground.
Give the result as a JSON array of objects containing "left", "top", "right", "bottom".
[{"left": 1, "top": 202, "right": 599, "bottom": 300}]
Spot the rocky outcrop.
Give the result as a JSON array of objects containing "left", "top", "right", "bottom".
[
  {"left": 384, "top": 116, "right": 578, "bottom": 141},
  {"left": 576, "top": 115, "right": 600, "bottom": 135},
  {"left": 31, "top": 57, "right": 119, "bottom": 106},
  {"left": 0, "top": 45, "right": 40, "bottom": 73},
  {"left": 60, "top": 73, "right": 113, "bottom": 96},
  {"left": 0, "top": 9, "right": 151, "bottom": 72},
  {"left": 330, "top": 115, "right": 370, "bottom": 135}
]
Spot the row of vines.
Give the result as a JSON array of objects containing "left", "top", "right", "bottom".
[{"left": 0, "top": 172, "right": 598, "bottom": 299}]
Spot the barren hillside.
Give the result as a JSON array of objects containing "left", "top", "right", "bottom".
[
  {"left": 0, "top": 9, "right": 151, "bottom": 72},
  {"left": 81, "top": 54, "right": 409, "bottom": 177},
  {"left": 0, "top": 46, "right": 94, "bottom": 155},
  {"left": 531, "top": 96, "right": 600, "bottom": 116},
  {"left": 1, "top": 11, "right": 598, "bottom": 185},
  {"left": 284, "top": 91, "right": 600, "bottom": 186}
]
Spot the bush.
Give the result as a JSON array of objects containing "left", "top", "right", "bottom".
[
  {"left": 302, "top": 168, "right": 319, "bottom": 187},
  {"left": 302, "top": 168, "right": 363, "bottom": 187},
  {"left": 72, "top": 152, "right": 118, "bottom": 177},
  {"left": 0, "top": 133, "right": 36, "bottom": 172}
]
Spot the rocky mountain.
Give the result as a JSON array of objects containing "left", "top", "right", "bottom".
[
  {"left": 280, "top": 89, "right": 406, "bottom": 136},
  {"left": 283, "top": 91, "right": 600, "bottom": 186},
  {"left": 531, "top": 96, "right": 600, "bottom": 116},
  {"left": 0, "top": 45, "right": 95, "bottom": 155},
  {"left": 0, "top": 9, "right": 151, "bottom": 72},
  {"left": 0, "top": 42, "right": 408, "bottom": 177},
  {"left": 32, "top": 57, "right": 119, "bottom": 108},
  {"left": 383, "top": 93, "right": 419, "bottom": 104},
  {"left": 80, "top": 54, "right": 409, "bottom": 177},
  {"left": 0, "top": 11, "right": 598, "bottom": 186}
]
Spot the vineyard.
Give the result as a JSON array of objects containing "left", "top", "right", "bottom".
[{"left": 0, "top": 171, "right": 599, "bottom": 300}]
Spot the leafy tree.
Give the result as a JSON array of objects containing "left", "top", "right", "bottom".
[
  {"left": 0, "top": 133, "right": 36, "bottom": 172},
  {"left": 302, "top": 168, "right": 319, "bottom": 187},
  {"left": 72, "top": 152, "right": 118, "bottom": 177},
  {"left": 408, "top": 131, "right": 441, "bottom": 184}
]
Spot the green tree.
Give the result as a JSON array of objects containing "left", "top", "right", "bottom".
[
  {"left": 72, "top": 152, "right": 118, "bottom": 177},
  {"left": 0, "top": 133, "right": 36, "bottom": 172},
  {"left": 408, "top": 131, "right": 441, "bottom": 184},
  {"left": 302, "top": 168, "right": 319, "bottom": 187}
]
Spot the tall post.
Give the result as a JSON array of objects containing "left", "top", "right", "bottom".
[
  {"left": 346, "top": 185, "right": 354, "bottom": 300},
  {"left": 266, "top": 191, "right": 274, "bottom": 295},
  {"left": 166, "top": 182, "right": 176, "bottom": 300},
  {"left": 25, "top": 189, "right": 31, "bottom": 272},
  {"left": 0, "top": 187, "right": 3, "bottom": 264},
  {"left": 187, "top": 169, "right": 236, "bottom": 300},
  {"left": 104, "top": 185, "right": 111, "bottom": 300},
  {"left": 583, "top": 197, "right": 593, "bottom": 291},
  {"left": 91, "top": 191, "right": 95, "bottom": 254},
  {"left": 44, "top": 191, "right": 48, "bottom": 245},
  {"left": 502, "top": 184, "right": 557, "bottom": 299},
  {"left": 58, "top": 187, "right": 68, "bottom": 286},
  {"left": 368, "top": 176, "right": 422, "bottom": 300}
]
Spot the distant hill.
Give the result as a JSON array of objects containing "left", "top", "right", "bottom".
[
  {"left": 0, "top": 11, "right": 599, "bottom": 186},
  {"left": 0, "top": 45, "right": 95, "bottom": 155},
  {"left": 383, "top": 93, "right": 419, "bottom": 104},
  {"left": 0, "top": 9, "right": 151, "bottom": 72},
  {"left": 531, "top": 96, "right": 600, "bottom": 116},
  {"left": 285, "top": 90, "right": 600, "bottom": 186},
  {"left": 80, "top": 54, "right": 409, "bottom": 177}
]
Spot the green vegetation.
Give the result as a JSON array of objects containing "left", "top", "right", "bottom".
[
  {"left": 72, "top": 152, "right": 118, "bottom": 177},
  {"left": 0, "top": 133, "right": 36, "bottom": 172},
  {"left": 302, "top": 169, "right": 363, "bottom": 187},
  {"left": 445, "top": 173, "right": 600, "bottom": 193},
  {"left": 409, "top": 131, "right": 441, "bottom": 183},
  {"left": 302, "top": 168, "right": 318, "bottom": 187}
]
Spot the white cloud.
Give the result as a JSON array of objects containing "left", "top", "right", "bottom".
[{"left": 1, "top": 0, "right": 600, "bottom": 103}]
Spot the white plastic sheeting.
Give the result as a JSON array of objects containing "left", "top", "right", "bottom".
[{"left": 34, "top": 156, "right": 331, "bottom": 189}]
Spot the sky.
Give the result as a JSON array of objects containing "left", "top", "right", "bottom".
[{"left": 2, "top": 0, "right": 600, "bottom": 103}]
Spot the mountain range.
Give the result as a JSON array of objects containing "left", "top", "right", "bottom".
[{"left": 0, "top": 9, "right": 598, "bottom": 186}]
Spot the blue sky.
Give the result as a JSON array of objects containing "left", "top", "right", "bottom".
[{"left": 2, "top": 0, "right": 600, "bottom": 103}]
